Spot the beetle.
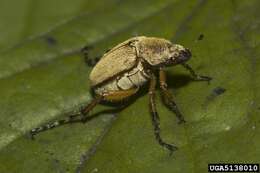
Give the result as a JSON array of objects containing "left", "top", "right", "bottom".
[{"left": 30, "top": 36, "right": 211, "bottom": 154}]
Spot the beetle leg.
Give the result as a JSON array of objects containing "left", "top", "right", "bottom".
[
  {"left": 85, "top": 56, "right": 101, "bottom": 67},
  {"left": 159, "top": 69, "right": 185, "bottom": 124},
  {"left": 103, "top": 88, "right": 139, "bottom": 101},
  {"left": 181, "top": 63, "right": 212, "bottom": 82},
  {"left": 149, "top": 73, "right": 178, "bottom": 154},
  {"left": 81, "top": 46, "right": 101, "bottom": 67},
  {"left": 29, "top": 88, "right": 138, "bottom": 139},
  {"left": 29, "top": 95, "right": 103, "bottom": 139}
]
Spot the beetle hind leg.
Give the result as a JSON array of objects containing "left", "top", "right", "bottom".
[
  {"left": 29, "top": 88, "right": 139, "bottom": 139},
  {"left": 102, "top": 88, "right": 139, "bottom": 101},
  {"left": 29, "top": 95, "right": 103, "bottom": 139}
]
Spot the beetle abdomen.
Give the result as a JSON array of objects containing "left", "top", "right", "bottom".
[{"left": 94, "top": 61, "right": 149, "bottom": 95}]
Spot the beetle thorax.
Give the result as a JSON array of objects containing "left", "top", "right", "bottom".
[
  {"left": 136, "top": 37, "right": 172, "bottom": 66},
  {"left": 94, "top": 61, "right": 150, "bottom": 95},
  {"left": 136, "top": 37, "right": 188, "bottom": 67}
]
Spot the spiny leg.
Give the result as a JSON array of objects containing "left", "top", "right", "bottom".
[
  {"left": 181, "top": 63, "right": 212, "bottom": 82},
  {"left": 29, "top": 88, "right": 138, "bottom": 139},
  {"left": 149, "top": 73, "right": 178, "bottom": 154},
  {"left": 30, "top": 95, "right": 103, "bottom": 138},
  {"left": 82, "top": 46, "right": 111, "bottom": 67},
  {"left": 81, "top": 46, "right": 101, "bottom": 67},
  {"left": 159, "top": 69, "right": 185, "bottom": 124}
]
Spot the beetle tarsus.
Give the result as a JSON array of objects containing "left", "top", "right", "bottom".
[
  {"left": 181, "top": 63, "right": 212, "bottom": 83},
  {"left": 196, "top": 75, "right": 212, "bottom": 81},
  {"left": 28, "top": 114, "right": 86, "bottom": 138},
  {"left": 164, "top": 143, "right": 178, "bottom": 155},
  {"left": 28, "top": 131, "right": 36, "bottom": 140},
  {"left": 29, "top": 96, "right": 103, "bottom": 138},
  {"left": 29, "top": 117, "right": 72, "bottom": 138},
  {"left": 192, "top": 75, "right": 212, "bottom": 83},
  {"left": 178, "top": 119, "right": 186, "bottom": 124}
]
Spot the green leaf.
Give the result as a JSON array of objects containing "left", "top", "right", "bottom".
[{"left": 0, "top": 0, "right": 259, "bottom": 172}]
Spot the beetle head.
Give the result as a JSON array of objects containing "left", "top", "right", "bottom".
[
  {"left": 137, "top": 37, "right": 191, "bottom": 67},
  {"left": 167, "top": 44, "right": 191, "bottom": 65}
]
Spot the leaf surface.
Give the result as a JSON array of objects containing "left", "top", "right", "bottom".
[{"left": 0, "top": 0, "right": 259, "bottom": 173}]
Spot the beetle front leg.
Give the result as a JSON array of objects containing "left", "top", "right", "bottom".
[
  {"left": 149, "top": 73, "right": 178, "bottom": 154},
  {"left": 159, "top": 69, "right": 185, "bottom": 124},
  {"left": 181, "top": 63, "right": 212, "bottom": 82}
]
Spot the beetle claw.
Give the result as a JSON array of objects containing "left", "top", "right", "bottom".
[{"left": 165, "top": 144, "right": 178, "bottom": 156}]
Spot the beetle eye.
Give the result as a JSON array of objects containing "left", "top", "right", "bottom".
[
  {"left": 169, "top": 46, "right": 175, "bottom": 52},
  {"left": 173, "top": 52, "right": 179, "bottom": 58},
  {"left": 182, "top": 48, "right": 191, "bottom": 57}
]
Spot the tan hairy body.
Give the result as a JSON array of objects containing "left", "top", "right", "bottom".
[
  {"left": 90, "top": 36, "right": 189, "bottom": 101},
  {"left": 30, "top": 36, "right": 211, "bottom": 154}
]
